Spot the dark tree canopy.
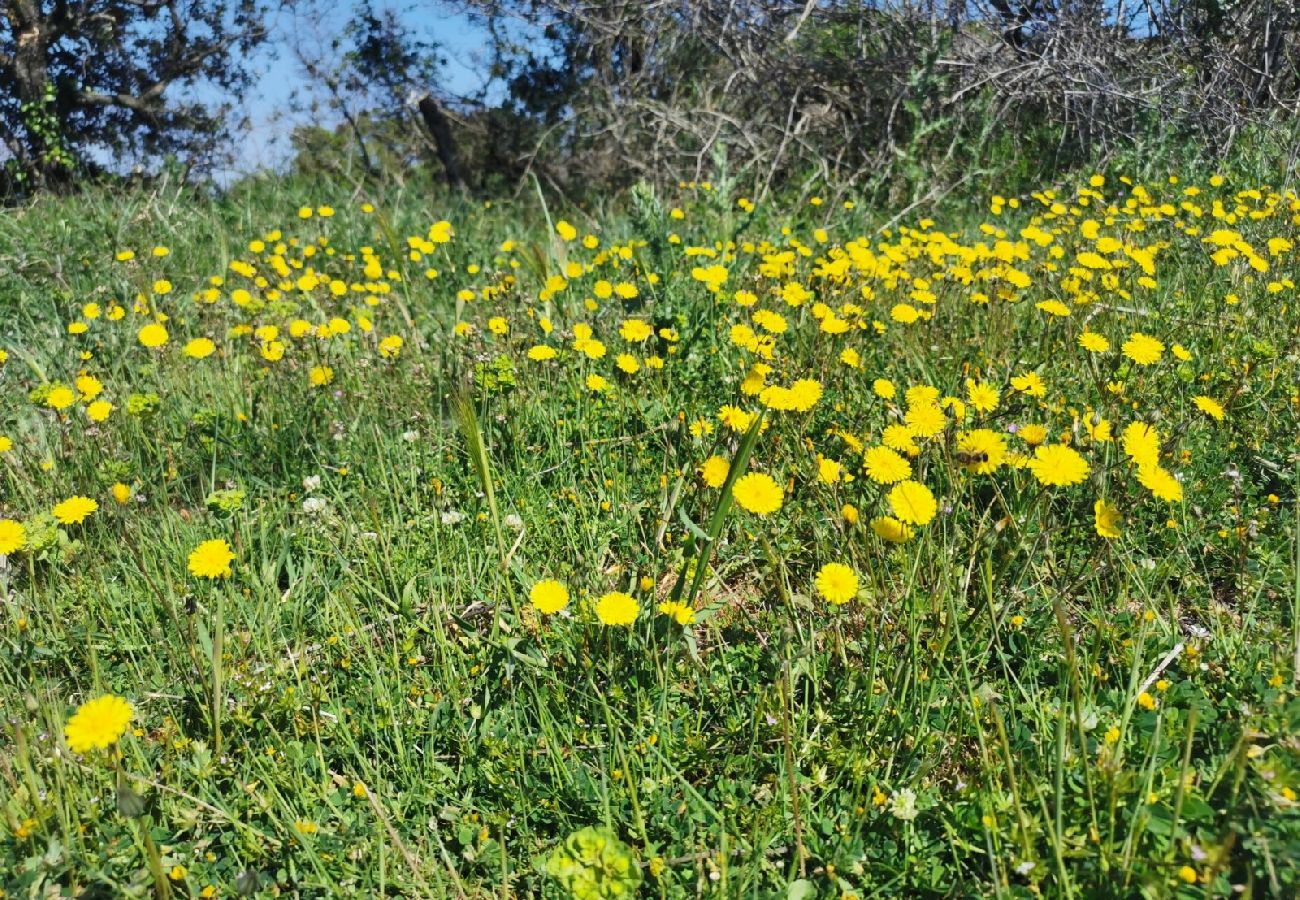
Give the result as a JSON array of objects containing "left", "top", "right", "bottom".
[{"left": 0, "top": 0, "right": 276, "bottom": 193}]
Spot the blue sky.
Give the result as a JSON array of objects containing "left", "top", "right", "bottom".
[{"left": 230, "top": 2, "right": 495, "bottom": 174}]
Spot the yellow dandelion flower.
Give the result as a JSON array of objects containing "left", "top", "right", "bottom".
[
  {"left": 815, "top": 563, "right": 859, "bottom": 605},
  {"left": 596, "top": 592, "right": 638, "bottom": 626},
  {"left": 1094, "top": 500, "right": 1122, "bottom": 539},
  {"left": 863, "top": 445, "right": 912, "bottom": 484},
  {"left": 530, "top": 580, "right": 570, "bottom": 615},
  {"left": 53, "top": 496, "right": 98, "bottom": 525},
  {"left": 188, "top": 539, "right": 235, "bottom": 578},
  {"left": 64, "top": 694, "right": 133, "bottom": 754},
  {"left": 888, "top": 480, "right": 937, "bottom": 525},
  {"left": 1028, "top": 444, "right": 1090, "bottom": 487},
  {"left": 732, "top": 472, "right": 783, "bottom": 516}
]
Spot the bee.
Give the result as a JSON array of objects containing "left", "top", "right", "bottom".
[{"left": 955, "top": 450, "right": 989, "bottom": 465}]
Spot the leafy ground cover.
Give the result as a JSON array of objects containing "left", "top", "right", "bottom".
[{"left": 0, "top": 173, "right": 1297, "bottom": 897}]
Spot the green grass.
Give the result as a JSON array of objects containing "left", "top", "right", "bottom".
[{"left": 0, "top": 171, "right": 1298, "bottom": 898}]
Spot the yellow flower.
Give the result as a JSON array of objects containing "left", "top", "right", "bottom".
[
  {"left": 86, "top": 400, "right": 113, "bottom": 422},
  {"left": 75, "top": 375, "right": 103, "bottom": 400},
  {"left": 1121, "top": 332, "right": 1164, "bottom": 365},
  {"left": 530, "top": 580, "right": 570, "bottom": 615},
  {"left": 815, "top": 563, "right": 859, "bottom": 605},
  {"left": 0, "top": 519, "right": 26, "bottom": 554},
  {"left": 863, "top": 446, "right": 912, "bottom": 484},
  {"left": 1177, "top": 866, "right": 1198, "bottom": 885},
  {"left": 1010, "top": 372, "right": 1046, "bottom": 397},
  {"left": 904, "top": 402, "right": 945, "bottom": 438},
  {"left": 732, "top": 472, "right": 783, "bottom": 516},
  {"left": 956, "top": 429, "right": 1007, "bottom": 474},
  {"left": 887, "top": 480, "right": 937, "bottom": 525},
  {"left": 1018, "top": 424, "right": 1048, "bottom": 447},
  {"left": 64, "top": 694, "right": 133, "bottom": 753},
  {"left": 137, "top": 323, "right": 169, "bottom": 348},
  {"left": 1079, "top": 331, "right": 1110, "bottom": 353},
  {"left": 184, "top": 337, "right": 216, "bottom": 359},
  {"left": 657, "top": 600, "right": 696, "bottom": 625},
  {"left": 1137, "top": 465, "right": 1183, "bottom": 502},
  {"left": 188, "top": 539, "right": 235, "bottom": 578},
  {"left": 700, "top": 456, "right": 730, "bottom": 488},
  {"left": 596, "top": 592, "right": 638, "bottom": 626},
  {"left": 1121, "top": 422, "right": 1161, "bottom": 468},
  {"left": 816, "top": 455, "right": 842, "bottom": 484},
  {"left": 527, "top": 345, "right": 558, "bottom": 361},
  {"left": 965, "top": 379, "right": 1000, "bottom": 414},
  {"left": 870, "top": 516, "right": 914, "bottom": 543},
  {"left": 46, "top": 385, "right": 76, "bottom": 410},
  {"left": 309, "top": 366, "right": 334, "bottom": 387},
  {"left": 53, "top": 496, "right": 98, "bottom": 525},
  {"left": 1028, "top": 444, "right": 1089, "bottom": 487},
  {"left": 1094, "top": 500, "right": 1122, "bottom": 539},
  {"left": 1193, "top": 395, "right": 1224, "bottom": 421},
  {"left": 111, "top": 483, "right": 132, "bottom": 505},
  {"left": 619, "top": 319, "right": 653, "bottom": 342}
]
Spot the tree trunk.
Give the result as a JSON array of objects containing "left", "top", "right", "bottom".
[
  {"left": 3, "top": 0, "right": 71, "bottom": 188},
  {"left": 416, "top": 93, "right": 465, "bottom": 190}
]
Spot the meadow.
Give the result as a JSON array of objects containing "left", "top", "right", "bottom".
[{"left": 0, "top": 171, "right": 1297, "bottom": 898}]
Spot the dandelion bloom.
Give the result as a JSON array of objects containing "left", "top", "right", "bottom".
[
  {"left": 700, "top": 456, "right": 730, "bottom": 488},
  {"left": 786, "top": 379, "right": 823, "bottom": 412},
  {"left": 183, "top": 337, "right": 216, "bottom": 359},
  {"left": 1019, "top": 424, "right": 1048, "bottom": 447},
  {"left": 137, "top": 323, "right": 169, "bottom": 348},
  {"left": 530, "top": 580, "right": 570, "bottom": 615},
  {"left": 1010, "top": 372, "right": 1046, "bottom": 397},
  {"left": 1028, "top": 444, "right": 1089, "bottom": 487},
  {"left": 732, "top": 472, "right": 783, "bottom": 516},
  {"left": 870, "top": 516, "right": 914, "bottom": 543},
  {"left": 1094, "top": 500, "right": 1122, "bottom": 539},
  {"left": 0, "top": 519, "right": 25, "bottom": 554},
  {"left": 815, "top": 563, "right": 859, "bottom": 605},
  {"left": 1193, "top": 396, "right": 1225, "bottom": 422},
  {"left": 46, "top": 385, "right": 76, "bottom": 410},
  {"left": 1137, "top": 465, "right": 1183, "bottom": 502},
  {"left": 1121, "top": 332, "right": 1164, "bottom": 365},
  {"left": 596, "top": 592, "right": 638, "bottom": 626},
  {"left": 86, "top": 401, "right": 113, "bottom": 422},
  {"left": 955, "top": 429, "right": 1007, "bottom": 474},
  {"left": 1079, "top": 331, "right": 1110, "bottom": 353},
  {"left": 53, "top": 496, "right": 98, "bottom": 525},
  {"left": 904, "top": 403, "right": 945, "bottom": 438},
  {"left": 965, "top": 379, "right": 1000, "bottom": 414},
  {"left": 888, "top": 480, "right": 937, "bottom": 525},
  {"left": 188, "top": 538, "right": 235, "bottom": 579},
  {"left": 658, "top": 600, "right": 696, "bottom": 625},
  {"left": 111, "top": 483, "right": 132, "bottom": 505},
  {"left": 527, "top": 345, "right": 557, "bottom": 361},
  {"left": 64, "top": 694, "right": 133, "bottom": 754},
  {"left": 1121, "top": 422, "right": 1161, "bottom": 468},
  {"left": 863, "top": 446, "right": 912, "bottom": 484}
]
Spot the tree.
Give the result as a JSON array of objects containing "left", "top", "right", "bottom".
[
  {"left": 0, "top": 0, "right": 278, "bottom": 194},
  {"left": 344, "top": 2, "right": 464, "bottom": 189}
]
